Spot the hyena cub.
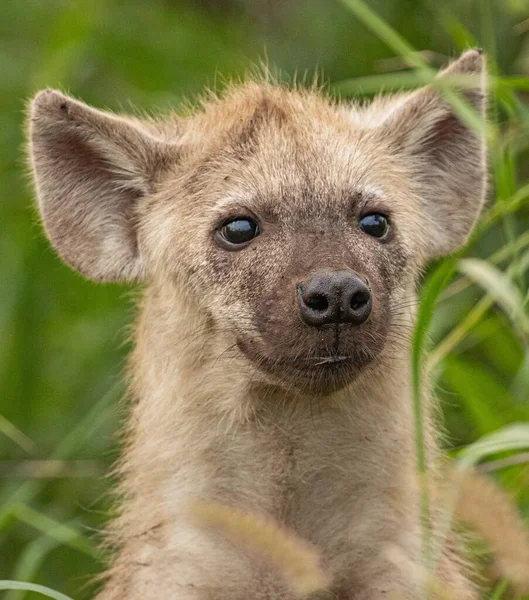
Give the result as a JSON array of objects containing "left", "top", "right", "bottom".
[{"left": 28, "top": 50, "right": 487, "bottom": 599}]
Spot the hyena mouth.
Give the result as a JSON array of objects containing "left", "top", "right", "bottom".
[
  {"left": 273, "top": 356, "right": 365, "bottom": 393},
  {"left": 280, "top": 353, "right": 367, "bottom": 375},
  {"left": 237, "top": 338, "right": 375, "bottom": 392}
]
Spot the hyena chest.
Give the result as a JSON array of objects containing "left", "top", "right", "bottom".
[
  {"left": 212, "top": 417, "right": 392, "bottom": 554},
  {"left": 204, "top": 425, "right": 405, "bottom": 598}
]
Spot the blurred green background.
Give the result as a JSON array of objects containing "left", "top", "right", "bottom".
[{"left": 1, "top": 0, "right": 529, "bottom": 598}]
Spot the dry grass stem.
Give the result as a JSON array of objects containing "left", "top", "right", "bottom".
[
  {"left": 452, "top": 469, "right": 529, "bottom": 593},
  {"left": 189, "top": 500, "right": 330, "bottom": 597}
]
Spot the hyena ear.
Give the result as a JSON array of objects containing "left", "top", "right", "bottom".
[
  {"left": 28, "top": 89, "right": 177, "bottom": 282},
  {"left": 380, "top": 49, "right": 488, "bottom": 259}
]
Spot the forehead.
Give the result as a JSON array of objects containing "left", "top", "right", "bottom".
[{"left": 182, "top": 84, "right": 411, "bottom": 221}]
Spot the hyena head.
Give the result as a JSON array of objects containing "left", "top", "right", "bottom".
[{"left": 28, "top": 50, "right": 487, "bottom": 397}]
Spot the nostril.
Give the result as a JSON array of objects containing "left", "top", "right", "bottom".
[
  {"left": 305, "top": 293, "right": 329, "bottom": 312},
  {"left": 298, "top": 271, "right": 371, "bottom": 327},
  {"left": 350, "top": 291, "right": 370, "bottom": 311}
]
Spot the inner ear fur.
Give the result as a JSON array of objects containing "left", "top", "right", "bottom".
[
  {"left": 28, "top": 89, "right": 177, "bottom": 282},
  {"left": 380, "top": 49, "right": 488, "bottom": 260}
]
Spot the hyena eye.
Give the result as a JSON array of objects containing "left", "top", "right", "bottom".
[
  {"left": 217, "top": 217, "right": 260, "bottom": 248},
  {"left": 359, "top": 213, "right": 389, "bottom": 240}
]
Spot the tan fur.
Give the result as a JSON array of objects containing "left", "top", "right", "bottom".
[{"left": 27, "top": 50, "right": 487, "bottom": 599}]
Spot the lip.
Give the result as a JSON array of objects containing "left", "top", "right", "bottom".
[
  {"left": 237, "top": 339, "right": 367, "bottom": 393},
  {"left": 273, "top": 354, "right": 360, "bottom": 394},
  {"left": 237, "top": 339, "right": 354, "bottom": 371}
]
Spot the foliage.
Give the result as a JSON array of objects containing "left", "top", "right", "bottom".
[{"left": 0, "top": 0, "right": 528, "bottom": 598}]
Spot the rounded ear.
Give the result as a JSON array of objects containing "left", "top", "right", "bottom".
[
  {"left": 28, "top": 89, "right": 178, "bottom": 282},
  {"left": 378, "top": 49, "right": 488, "bottom": 260}
]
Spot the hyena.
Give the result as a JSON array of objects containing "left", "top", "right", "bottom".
[{"left": 28, "top": 49, "right": 487, "bottom": 599}]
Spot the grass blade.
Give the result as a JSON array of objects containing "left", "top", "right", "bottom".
[
  {"left": 337, "top": 0, "right": 426, "bottom": 72},
  {"left": 411, "top": 259, "right": 456, "bottom": 587},
  {"left": 0, "top": 415, "right": 35, "bottom": 453},
  {"left": 489, "top": 580, "right": 509, "bottom": 600},
  {"left": 0, "top": 380, "right": 122, "bottom": 516},
  {"left": 458, "top": 423, "right": 529, "bottom": 468},
  {"left": 335, "top": 0, "right": 491, "bottom": 137},
  {"left": 12, "top": 504, "right": 101, "bottom": 560},
  {"left": 6, "top": 535, "right": 63, "bottom": 600},
  {"left": 0, "top": 582, "right": 73, "bottom": 600},
  {"left": 458, "top": 259, "right": 529, "bottom": 334}
]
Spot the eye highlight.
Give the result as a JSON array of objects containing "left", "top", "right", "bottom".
[
  {"left": 217, "top": 217, "right": 260, "bottom": 249},
  {"left": 359, "top": 213, "right": 390, "bottom": 240}
]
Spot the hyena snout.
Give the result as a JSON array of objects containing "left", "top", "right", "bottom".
[{"left": 296, "top": 269, "right": 372, "bottom": 327}]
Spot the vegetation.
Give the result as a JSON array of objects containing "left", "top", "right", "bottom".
[{"left": 0, "top": 0, "right": 528, "bottom": 598}]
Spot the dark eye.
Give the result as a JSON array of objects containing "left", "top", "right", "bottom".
[
  {"left": 217, "top": 217, "right": 260, "bottom": 248},
  {"left": 359, "top": 213, "right": 389, "bottom": 239}
]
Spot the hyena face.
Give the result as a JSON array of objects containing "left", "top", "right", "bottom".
[
  {"left": 29, "top": 50, "right": 487, "bottom": 395},
  {"left": 156, "top": 105, "right": 418, "bottom": 393}
]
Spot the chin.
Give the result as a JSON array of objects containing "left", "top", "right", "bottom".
[{"left": 237, "top": 339, "right": 378, "bottom": 396}]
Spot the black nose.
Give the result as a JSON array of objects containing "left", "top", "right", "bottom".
[{"left": 297, "top": 270, "right": 372, "bottom": 327}]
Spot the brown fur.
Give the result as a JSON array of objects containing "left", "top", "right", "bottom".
[{"left": 27, "top": 50, "right": 487, "bottom": 599}]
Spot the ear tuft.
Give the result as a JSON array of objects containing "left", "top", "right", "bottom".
[
  {"left": 33, "top": 88, "right": 67, "bottom": 111},
  {"left": 28, "top": 90, "right": 176, "bottom": 282},
  {"left": 440, "top": 48, "right": 485, "bottom": 77},
  {"left": 32, "top": 89, "right": 76, "bottom": 122}
]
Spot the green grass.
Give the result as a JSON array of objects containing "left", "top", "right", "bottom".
[
  {"left": 0, "top": 582, "right": 73, "bottom": 600},
  {"left": 1, "top": 0, "right": 528, "bottom": 598}
]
